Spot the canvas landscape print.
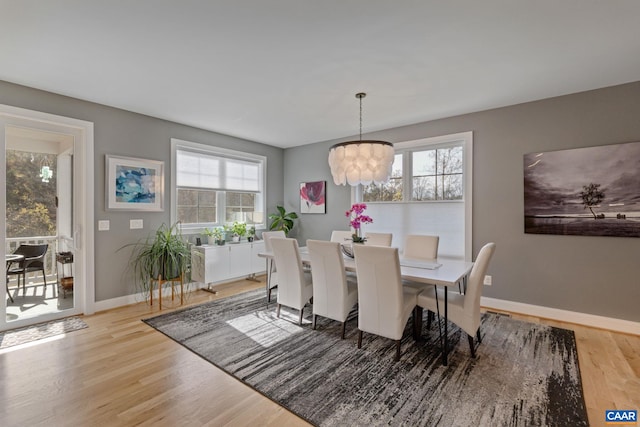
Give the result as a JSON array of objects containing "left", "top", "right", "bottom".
[{"left": 524, "top": 141, "right": 640, "bottom": 237}]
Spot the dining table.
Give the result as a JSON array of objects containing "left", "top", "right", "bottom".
[{"left": 258, "top": 246, "right": 474, "bottom": 366}]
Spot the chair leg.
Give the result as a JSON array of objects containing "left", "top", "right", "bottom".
[
  {"left": 468, "top": 333, "right": 476, "bottom": 358},
  {"left": 42, "top": 268, "right": 47, "bottom": 290},
  {"left": 298, "top": 306, "right": 304, "bottom": 325},
  {"left": 341, "top": 321, "right": 346, "bottom": 339},
  {"left": 6, "top": 278, "right": 14, "bottom": 303},
  {"left": 476, "top": 328, "right": 482, "bottom": 344},
  {"left": 276, "top": 303, "right": 281, "bottom": 318},
  {"left": 357, "top": 330, "right": 363, "bottom": 349},
  {"left": 313, "top": 314, "right": 317, "bottom": 330},
  {"left": 267, "top": 287, "right": 272, "bottom": 303},
  {"left": 395, "top": 340, "right": 402, "bottom": 361}
]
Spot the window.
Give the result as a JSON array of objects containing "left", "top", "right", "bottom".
[
  {"left": 412, "top": 145, "right": 463, "bottom": 201},
  {"left": 363, "top": 143, "right": 464, "bottom": 202},
  {"left": 362, "top": 154, "right": 403, "bottom": 202},
  {"left": 356, "top": 132, "right": 473, "bottom": 260},
  {"left": 171, "top": 139, "right": 266, "bottom": 232}
]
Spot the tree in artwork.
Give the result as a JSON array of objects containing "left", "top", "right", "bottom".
[{"left": 579, "top": 183, "right": 605, "bottom": 219}]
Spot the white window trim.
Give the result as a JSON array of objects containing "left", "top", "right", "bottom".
[
  {"left": 170, "top": 138, "right": 267, "bottom": 234},
  {"left": 354, "top": 131, "right": 472, "bottom": 260}
]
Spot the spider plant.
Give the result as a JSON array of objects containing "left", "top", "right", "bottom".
[{"left": 122, "top": 222, "right": 191, "bottom": 292}]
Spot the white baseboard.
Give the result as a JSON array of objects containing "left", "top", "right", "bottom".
[
  {"left": 92, "top": 280, "right": 241, "bottom": 313},
  {"left": 481, "top": 296, "right": 640, "bottom": 336}
]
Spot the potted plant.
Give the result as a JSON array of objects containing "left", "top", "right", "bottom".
[
  {"left": 268, "top": 205, "right": 298, "bottom": 235},
  {"left": 231, "top": 221, "right": 247, "bottom": 242},
  {"left": 346, "top": 203, "right": 373, "bottom": 243},
  {"left": 247, "top": 225, "right": 256, "bottom": 242},
  {"left": 212, "top": 226, "right": 226, "bottom": 245},
  {"left": 123, "top": 222, "right": 191, "bottom": 295},
  {"left": 203, "top": 227, "right": 217, "bottom": 245}
]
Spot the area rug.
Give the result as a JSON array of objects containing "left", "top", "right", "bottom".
[
  {"left": 0, "top": 316, "right": 88, "bottom": 349},
  {"left": 143, "top": 290, "right": 589, "bottom": 427}
]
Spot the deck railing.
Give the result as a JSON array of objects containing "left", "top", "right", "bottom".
[{"left": 5, "top": 236, "right": 60, "bottom": 280}]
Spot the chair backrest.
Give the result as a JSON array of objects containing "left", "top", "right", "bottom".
[
  {"left": 364, "top": 232, "right": 392, "bottom": 247},
  {"left": 403, "top": 234, "right": 439, "bottom": 260},
  {"left": 463, "top": 242, "right": 496, "bottom": 332},
  {"left": 262, "top": 230, "right": 286, "bottom": 252},
  {"left": 270, "top": 237, "right": 308, "bottom": 310},
  {"left": 353, "top": 244, "right": 405, "bottom": 340},
  {"left": 307, "top": 239, "right": 350, "bottom": 320},
  {"left": 14, "top": 244, "right": 49, "bottom": 268},
  {"left": 330, "top": 230, "right": 353, "bottom": 243}
]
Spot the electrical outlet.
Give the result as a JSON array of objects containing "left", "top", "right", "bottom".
[
  {"left": 130, "top": 219, "right": 143, "bottom": 229},
  {"left": 98, "top": 220, "right": 110, "bottom": 231},
  {"left": 483, "top": 275, "right": 492, "bottom": 286}
]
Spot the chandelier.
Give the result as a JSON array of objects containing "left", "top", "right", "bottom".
[{"left": 328, "top": 93, "right": 394, "bottom": 186}]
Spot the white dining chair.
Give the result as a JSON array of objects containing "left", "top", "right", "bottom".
[
  {"left": 270, "top": 237, "right": 313, "bottom": 325},
  {"left": 330, "top": 230, "right": 353, "bottom": 243},
  {"left": 262, "top": 230, "right": 286, "bottom": 302},
  {"left": 364, "top": 232, "right": 392, "bottom": 246},
  {"left": 307, "top": 239, "right": 358, "bottom": 338},
  {"left": 403, "top": 234, "right": 439, "bottom": 260},
  {"left": 417, "top": 242, "right": 496, "bottom": 358},
  {"left": 353, "top": 244, "right": 420, "bottom": 361},
  {"left": 402, "top": 234, "right": 444, "bottom": 297}
]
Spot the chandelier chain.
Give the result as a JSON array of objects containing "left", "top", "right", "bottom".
[{"left": 359, "top": 94, "right": 363, "bottom": 141}]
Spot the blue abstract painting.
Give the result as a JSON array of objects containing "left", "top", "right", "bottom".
[{"left": 115, "top": 166, "right": 156, "bottom": 203}]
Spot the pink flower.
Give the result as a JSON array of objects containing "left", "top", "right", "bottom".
[
  {"left": 345, "top": 203, "right": 373, "bottom": 230},
  {"left": 300, "top": 181, "right": 325, "bottom": 207}
]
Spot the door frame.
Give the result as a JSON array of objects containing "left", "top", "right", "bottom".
[{"left": 1, "top": 104, "right": 95, "bottom": 331}]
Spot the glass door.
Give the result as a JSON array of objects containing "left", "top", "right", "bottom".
[{"left": 4, "top": 126, "right": 76, "bottom": 323}]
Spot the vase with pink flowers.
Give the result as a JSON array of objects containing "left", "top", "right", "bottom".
[{"left": 345, "top": 203, "right": 373, "bottom": 243}]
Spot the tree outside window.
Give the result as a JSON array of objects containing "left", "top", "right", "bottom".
[
  {"left": 412, "top": 146, "right": 463, "bottom": 201},
  {"left": 362, "top": 154, "right": 403, "bottom": 202},
  {"left": 5, "top": 150, "right": 57, "bottom": 237}
]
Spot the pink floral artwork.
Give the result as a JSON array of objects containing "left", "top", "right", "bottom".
[{"left": 300, "top": 181, "right": 326, "bottom": 214}]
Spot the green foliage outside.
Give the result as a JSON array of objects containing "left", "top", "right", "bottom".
[{"left": 5, "top": 150, "right": 57, "bottom": 237}]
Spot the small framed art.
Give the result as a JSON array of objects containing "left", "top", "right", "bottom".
[
  {"left": 106, "top": 155, "right": 164, "bottom": 211},
  {"left": 300, "top": 180, "right": 326, "bottom": 214}
]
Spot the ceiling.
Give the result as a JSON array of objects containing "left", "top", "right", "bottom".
[{"left": 2, "top": 1, "right": 640, "bottom": 148}]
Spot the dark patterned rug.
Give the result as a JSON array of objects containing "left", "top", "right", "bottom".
[
  {"left": 0, "top": 316, "right": 88, "bottom": 349},
  {"left": 143, "top": 290, "right": 589, "bottom": 426}
]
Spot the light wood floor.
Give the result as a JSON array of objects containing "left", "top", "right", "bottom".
[{"left": 1, "top": 277, "right": 638, "bottom": 426}]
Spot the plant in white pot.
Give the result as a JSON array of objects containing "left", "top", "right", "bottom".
[
  {"left": 203, "top": 227, "right": 217, "bottom": 245},
  {"left": 230, "top": 221, "right": 247, "bottom": 242}
]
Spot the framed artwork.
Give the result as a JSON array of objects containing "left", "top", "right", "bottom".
[
  {"left": 106, "top": 155, "right": 164, "bottom": 211},
  {"left": 524, "top": 141, "right": 640, "bottom": 237},
  {"left": 300, "top": 181, "right": 326, "bottom": 214}
]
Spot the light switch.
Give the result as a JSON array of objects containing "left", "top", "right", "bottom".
[
  {"left": 98, "top": 220, "right": 110, "bottom": 231},
  {"left": 130, "top": 219, "right": 143, "bottom": 229}
]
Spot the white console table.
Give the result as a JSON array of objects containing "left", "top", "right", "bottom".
[{"left": 191, "top": 240, "right": 265, "bottom": 292}]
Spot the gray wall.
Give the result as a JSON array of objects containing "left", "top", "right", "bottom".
[
  {"left": 285, "top": 81, "right": 640, "bottom": 322},
  {"left": 1, "top": 80, "right": 284, "bottom": 301}
]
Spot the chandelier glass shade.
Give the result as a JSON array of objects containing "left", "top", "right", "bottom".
[
  {"left": 328, "top": 92, "right": 394, "bottom": 186},
  {"left": 328, "top": 140, "right": 394, "bottom": 186}
]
